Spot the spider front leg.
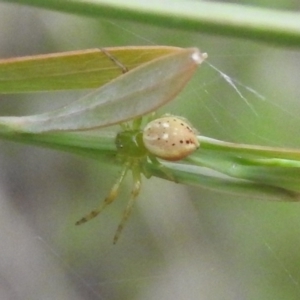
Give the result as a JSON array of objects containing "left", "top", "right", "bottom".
[
  {"left": 75, "top": 163, "right": 130, "bottom": 226},
  {"left": 113, "top": 164, "right": 142, "bottom": 244}
]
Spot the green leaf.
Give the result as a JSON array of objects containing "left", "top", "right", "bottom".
[
  {"left": 0, "top": 48, "right": 206, "bottom": 132},
  {"left": 0, "top": 46, "right": 181, "bottom": 93}
]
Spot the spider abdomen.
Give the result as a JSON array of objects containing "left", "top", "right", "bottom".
[{"left": 142, "top": 116, "right": 199, "bottom": 161}]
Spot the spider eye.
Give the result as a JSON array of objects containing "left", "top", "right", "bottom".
[{"left": 142, "top": 116, "right": 199, "bottom": 161}]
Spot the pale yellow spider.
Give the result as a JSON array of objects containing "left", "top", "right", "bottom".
[{"left": 75, "top": 115, "right": 199, "bottom": 243}]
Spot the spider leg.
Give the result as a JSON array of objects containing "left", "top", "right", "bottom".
[
  {"left": 147, "top": 155, "right": 177, "bottom": 182},
  {"left": 113, "top": 165, "right": 142, "bottom": 244},
  {"left": 131, "top": 117, "right": 143, "bottom": 130},
  {"left": 75, "top": 163, "right": 130, "bottom": 226}
]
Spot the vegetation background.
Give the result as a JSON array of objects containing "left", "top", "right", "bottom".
[{"left": 0, "top": 0, "right": 299, "bottom": 299}]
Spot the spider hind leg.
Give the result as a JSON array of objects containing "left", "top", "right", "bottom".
[
  {"left": 113, "top": 164, "right": 142, "bottom": 244},
  {"left": 75, "top": 163, "right": 130, "bottom": 226}
]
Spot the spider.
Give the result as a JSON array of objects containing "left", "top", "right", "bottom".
[{"left": 75, "top": 115, "right": 199, "bottom": 243}]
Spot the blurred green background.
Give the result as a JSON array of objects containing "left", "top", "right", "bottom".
[{"left": 0, "top": 1, "right": 300, "bottom": 300}]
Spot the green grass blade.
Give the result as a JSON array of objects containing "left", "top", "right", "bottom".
[
  {"left": 199, "top": 136, "right": 300, "bottom": 160},
  {"left": 3, "top": 0, "right": 300, "bottom": 48},
  {"left": 0, "top": 130, "right": 117, "bottom": 161},
  {"left": 145, "top": 160, "right": 299, "bottom": 202},
  {"left": 188, "top": 151, "right": 300, "bottom": 193},
  {"left": 0, "top": 126, "right": 299, "bottom": 200},
  {"left": 185, "top": 136, "right": 300, "bottom": 194}
]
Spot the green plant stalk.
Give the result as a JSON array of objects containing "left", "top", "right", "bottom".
[
  {"left": 199, "top": 136, "right": 300, "bottom": 160},
  {"left": 0, "top": 121, "right": 299, "bottom": 201},
  {"left": 187, "top": 151, "right": 300, "bottom": 193},
  {"left": 2, "top": 0, "right": 300, "bottom": 48},
  {"left": 148, "top": 160, "right": 298, "bottom": 202},
  {"left": 185, "top": 136, "right": 300, "bottom": 193},
  {"left": 0, "top": 125, "right": 117, "bottom": 161}
]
